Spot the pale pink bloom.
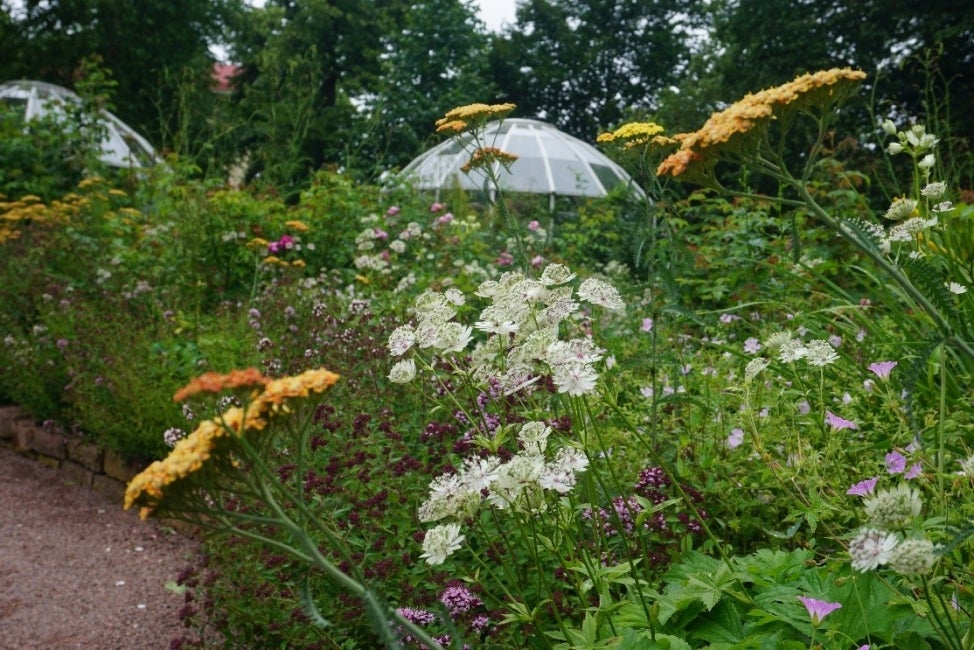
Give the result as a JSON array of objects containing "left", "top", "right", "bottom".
[
  {"left": 797, "top": 596, "right": 841, "bottom": 626},
  {"left": 868, "top": 360, "right": 897, "bottom": 380}
]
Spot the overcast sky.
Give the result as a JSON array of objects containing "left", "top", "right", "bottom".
[{"left": 473, "top": 0, "right": 517, "bottom": 32}]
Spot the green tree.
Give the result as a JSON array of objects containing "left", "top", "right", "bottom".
[
  {"left": 352, "top": 0, "right": 496, "bottom": 175},
  {"left": 223, "top": 0, "right": 412, "bottom": 191},
  {"left": 488, "top": 0, "right": 705, "bottom": 139},
  {"left": 0, "top": 0, "right": 239, "bottom": 145}
]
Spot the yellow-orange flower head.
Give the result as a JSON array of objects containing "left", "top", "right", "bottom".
[{"left": 657, "top": 68, "right": 867, "bottom": 181}]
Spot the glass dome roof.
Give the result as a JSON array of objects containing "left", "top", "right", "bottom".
[
  {"left": 400, "top": 118, "right": 643, "bottom": 200},
  {"left": 0, "top": 80, "right": 159, "bottom": 168}
]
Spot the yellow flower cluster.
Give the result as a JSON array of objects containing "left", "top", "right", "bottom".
[
  {"left": 597, "top": 122, "right": 675, "bottom": 150},
  {"left": 125, "top": 368, "right": 340, "bottom": 518},
  {"left": 435, "top": 102, "right": 516, "bottom": 135},
  {"left": 460, "top": 147, "right": 519, "bottom": 173},
  {"left": 657, "top": 68, "right": 867, "bottom": 179}
]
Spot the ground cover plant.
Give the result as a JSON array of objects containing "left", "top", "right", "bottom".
[{"left": 2, "top": 67, "right": 974, "bottom": 650}]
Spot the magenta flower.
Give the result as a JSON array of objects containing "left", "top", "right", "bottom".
[
  {"left": 846, "top": 477, "right": 878, "bottom": 497},
  {"left": 430, "top": 201, "right": 445, "bottom": 213},
  {"left": 825, "top": 411, "right": 857, "bottom": 431},
  {"left": 885, "top": 451, "right": 907, "bottom": 474},
  {"left": 527, "top": 220, "right": 541, "bottom": 231},
  {"left": 868, "top": 360, "right": 897, "bottom": 380},
  {"left": 386, "top": 205, "right": 400, "bottom": 216},
  {"left": 797, "top": 596, "right": 842, "bottom": 626}
]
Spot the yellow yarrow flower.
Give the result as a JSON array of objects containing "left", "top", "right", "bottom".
[
  {"left": 125, "top": 368, "right": 340, "bottom": 518},
  {"left": 657, "top": 67, "right": 866, "bottom": 180},
  {"left": 434, "top": 102, "right": 516, "bottom": 135},
  {"left": 285, "top": 219, "right": 310, "bottom": 232},
  {"left": 460, "top": 147, "right": 519, "bottom": 173},
  {"left": 598, "top": 122, "right": 677, "bottom": 154}
]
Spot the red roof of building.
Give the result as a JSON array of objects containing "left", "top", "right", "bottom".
[{"left": 211, "top": 63, "right": 242, "bottom": 94}]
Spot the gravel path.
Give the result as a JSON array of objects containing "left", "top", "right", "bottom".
[{"left": 0, "top": 445, "right": 199, "bottom": 649}]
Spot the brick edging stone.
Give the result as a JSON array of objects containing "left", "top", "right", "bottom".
[{"left": 0, "top": 404, "right": 146, "bottom": 504}]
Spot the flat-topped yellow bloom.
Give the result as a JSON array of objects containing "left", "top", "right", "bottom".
[
  {"left": 657, "top": 68, "right": 866, "bottom": 180},
  {"left": 597, "top": 122, "right": 673, "bottom": 148},
  {"left": 434, "top": 102, "right": 516, "bottom": 135},
  {"left": 125, "top": 367, "right": 340, "bottom": 518}
]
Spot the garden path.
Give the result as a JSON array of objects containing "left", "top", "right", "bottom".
[{"left": 0, "top": 446, "right": 198, "bottom": 649}]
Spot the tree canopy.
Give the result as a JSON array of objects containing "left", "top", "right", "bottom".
[{"left": 1, "top": 0, "right": 971, "bottom": 191}]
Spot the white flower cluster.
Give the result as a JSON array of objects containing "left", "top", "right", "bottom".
[
  {"left": 761, "top": 331, "right": 839, "bottom": 367},
  {"left": 848, "top": 480, "right": 937, "bottom": 577},
  {"left": 874, "top": 120, "right": 955, "bottom": 256},
  {"left": 387, "top": 264, "right": 624, "bottom": 396},
  {"left": 418, "top": 421, "right": 590, "bottom": 564}
]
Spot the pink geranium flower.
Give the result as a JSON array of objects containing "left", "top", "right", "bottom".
[
  {"left": 868, "top": 360, "right": 897, "bottom": 380},
  {"left": 825, "top": 411, "right": 857, "bottom": 431},
  {"left": 797, "top": 596, "right": 842, "bottom": 626},
  {"left": 846, "top": 477, "right": 878, "bottom": 497}
]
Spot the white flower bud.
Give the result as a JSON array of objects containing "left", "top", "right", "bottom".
[
  {"left": 881, "top": 119, "right": 898, "bottom": 135},
  {"left": 887, "top": 142, "right": 904, "bottom": 155},
  {"left": 918, "top": 154, "right": 936, "bottom": 170}
]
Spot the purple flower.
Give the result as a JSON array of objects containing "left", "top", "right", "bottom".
[
  {"left": 440, "top": 584, "right": 482, "bottom": 617},
  {"left": 868, "top": 360, "right": 897, "bottom": 380},
  {"left": 797, "top": 596, "right": 842, "bottom": 626},
  {"left": 885, "top": 451, "right": 907, "bottom": 474},
  {"left": 527, "top": 220, "right": 541, "bottom": 231},
  {"left": 828, "top": 334, "right": 842, "bottom": 348},
  {"left": 430, "top": 201, "right": 445, "bottom": 213},
  {"left": 727, "top": 428, "right": 745, "bottom": 449},
  {"left": 825, "top": 411, "right": 857, "bottom": 431},
  {"left": 640, "top": 317, "right": 654, "bottom": 332},
  {"left": 386, "top": 205, "right": 400, "bottom": 216},
  {"left": 496, "top": 251, "right": 514, "bottom": 266},
  {"left": 905, "top": 462, "right": 922, "bottom": 479},
  {"left": 797, "top": 400, "right": 811, "bottom": 415},
  {"left": 744, "top": 337, "right": 762, "bottom": 354},
  {"left": 719, "top": 313, "right": 741, "bottom": 324},
  {"left": 846, "top": 477, "right": 878, "bottom": 497}
]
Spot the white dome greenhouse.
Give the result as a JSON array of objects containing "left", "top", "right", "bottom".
[
  {"left": 400, "top": 118, "right": 643, "bottom": 207},
  {"left": 0, "top": 80, "right": 159, "bottom": 168}
]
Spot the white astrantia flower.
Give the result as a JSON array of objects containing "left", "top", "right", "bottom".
[
  {"left": 957, "top": 454, "right": 974, "bottom": 477},
  {"left": 510, "top": 278, "right": 548, "bottom": 303},
  {"left": 388, "top": 358, "right": 417, "bottom": 384},
  {"left": 540, "top": 295, "right": 580, "bottom": 327},
  {"left": 888, "top": 538, "right": 937, "bottom": 576},
  {"left": 434, "top": 322, "right": 473, "bottom": 354},
  {"left": 744, "top": 357, "right": 770, "bottom": 382},
  {"left": 763, "top": 331, "right": 793, "bottom": 352},
  {"left": 884, "top": 197, "right": 917, "bottom": 221},
  {"left": 420, "top": 523, "right": 465, "bottom": 565},
  {"left": 459, "top": 455, "right": 501, "bottom": 493},
  {"left": 946, "top": 282, "right": 968, "bottom": 295},
  {"left": 551, "top": 361, "right": 599, "bottom": 396},
  {"left": 443, "top": 287, "right": 465, "bottom": 306},
  {"left": 805, "top": 339, "right": 839, "bottom": 367},
  {"left": 389, "top": 239, "right": 406, "bottom": 253},
  {"left": 778, "top": 339, "right": 808, "bottom": 363},
  {"left": 387, "top": 324, "right": 416, "bottom": 356},
  {"left": 921, "top": 181, "right": 947, "bottom": 199},
  {"left": 413, "top": 289, "right": 449, "bottom": 313},
  {"left": 577, "top": 278, "right": 625, "bottom": 310},
  {"left": 415, "top": 322, "right": 440, "bottom": 349},
  {"left": 517, "top": 421, "right": 551, "bottom": 454},
  {"left": 933, "top": 201, "right": 954, "bottom": 213},
  {"left": 540, "top": 263, "right": 576, "bottom": 286},
  {"left": 539, "top": 447, "right": 589, "bottom": 493},
  {"left": 488, "top": 454, "right": 546, "bottom": 511},
  {"left": 418, "top": 472, "right": 483, "bottom": 523},
  {"left": 546, "top": 338, "right": 605, "bottom": 365},
  {"left": 864, "top": 483, "right": 923, "bottom": 530},
  {"left": 848, "top": 527, "right": 899, "bottom": 572}
]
